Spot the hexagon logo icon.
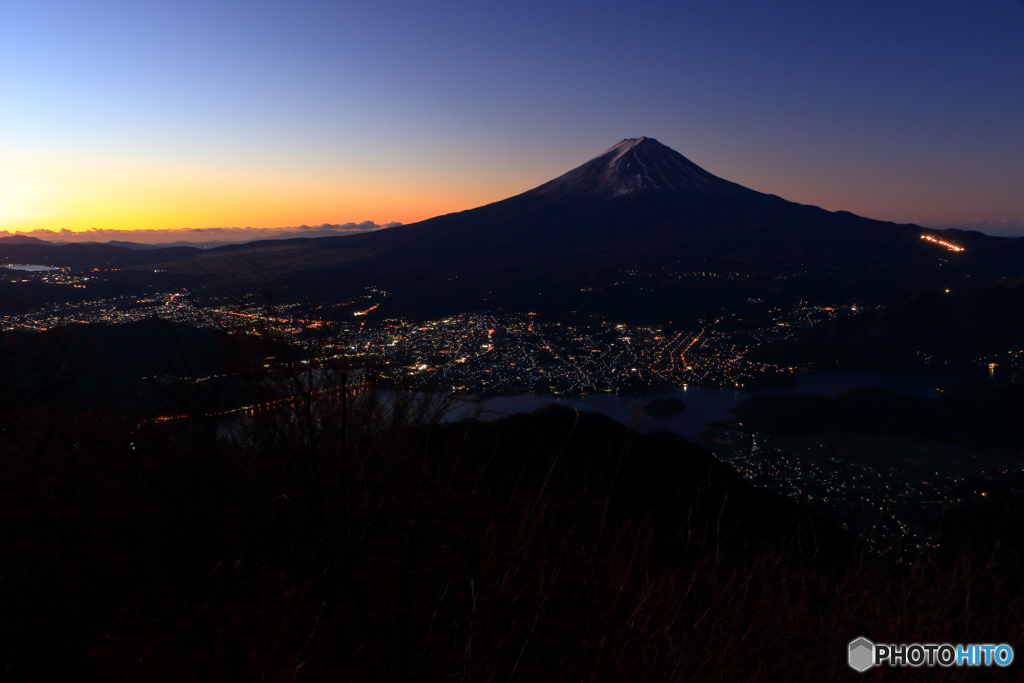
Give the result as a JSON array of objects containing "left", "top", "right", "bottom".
[{"left": 849, "top": 637, "right": 875, "bottom": 672}]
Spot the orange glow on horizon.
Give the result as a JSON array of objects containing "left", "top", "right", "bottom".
[
  {"left": 0, "top": 148, "right": 518, "bottom": 235},
  {"left": 0, "top": 187, "right": 488, "bottom": 235}
]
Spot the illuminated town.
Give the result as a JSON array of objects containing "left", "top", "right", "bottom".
[
  {"left": 1, "top": 266, "right": 863, "bottom": 393},
  {"left": 4, "top": 264, "right": 1020, "bottom": 550},
  {"left": 697, "top": 424, "right": 1023, "bottom": 547}
]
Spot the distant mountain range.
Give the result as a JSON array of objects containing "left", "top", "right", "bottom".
[
  {"left": 0, "top": 235, "right": 51, "bottom": 246},
  {"left": 0, "top": 235, "right": 229, "bottom": 249},
  {"left": 0, "top": 225, "right": 391, "bottom": 250},
  {"left": 3, "top": 137, "right": 1023, "bottom": 322}
]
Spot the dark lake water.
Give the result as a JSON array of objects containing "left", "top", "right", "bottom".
[
  {"left": 2, "top": 264, "right": 59, "bottom": 272},
  {"left": 443, "top": 368, "right": 992, "bottom": 441}
]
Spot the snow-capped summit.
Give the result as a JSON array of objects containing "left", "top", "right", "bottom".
[{"left": 526, "top": 137, "right": 746, "bottom": 200}]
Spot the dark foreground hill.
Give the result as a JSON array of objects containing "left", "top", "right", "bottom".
[
  {"left": 1, "top": 318, "right": 231, "bottom": 417},
  {"left": 3, "top": 375, "right": 1024, "bottom": 680}
]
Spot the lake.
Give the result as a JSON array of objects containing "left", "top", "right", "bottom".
[
  {"left": 2, "top": 264, "right": 59, "bottom": 272},
  {"left": 443, "top": 368, "right": 991, "bottom": 441}
]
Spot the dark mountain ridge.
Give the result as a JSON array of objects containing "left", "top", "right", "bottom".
[
  {"left": 0, "top": 235, "right": 50, "bottom": 246},
  {"left": 0, "top": 241, "right": 202, "bottom": 268}
]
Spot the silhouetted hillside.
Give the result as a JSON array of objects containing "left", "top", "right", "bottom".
[
  {"left": 1, "top": 319, "right": 230, "bottom": 415},
  {"left": 3, "top": 363, "right": 1023, "bottom": 679},
  {"left": 753, "top": 276, "right": 1024, "bottom": 367},
  {"left": 730, "top": 383, "right": 1024, "bottom": 448}
]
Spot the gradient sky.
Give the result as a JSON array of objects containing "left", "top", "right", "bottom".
[{"left": 2, "top": 0, "right": 1023, "bottom": 237}]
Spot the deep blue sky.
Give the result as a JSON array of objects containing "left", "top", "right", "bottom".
[{"left": 2, "top": 0, "right": 1023, "bottom": 235}]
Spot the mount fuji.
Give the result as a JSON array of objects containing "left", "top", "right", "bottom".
[
  {"left": 173, "top": 136, "right": 1010, "bottom": 320},
  {"left": 6, "top": 138, "right": 1021, "bottom": 322},
  {"left": 523, "top": 137, "right": 753, "bottom": 200}
]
